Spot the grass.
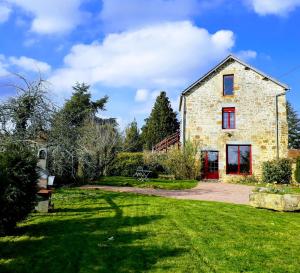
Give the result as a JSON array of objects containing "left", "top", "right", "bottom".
[
  {"left": 90, "top": 176, "right": 198, "bottom": 190},
  {"left": 1, "top": 189, "right": 300, "bottom": 273}
]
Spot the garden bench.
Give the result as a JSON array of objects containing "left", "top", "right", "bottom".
[{"left": 133, "top": 166, "right": 152, "bottom": 182}]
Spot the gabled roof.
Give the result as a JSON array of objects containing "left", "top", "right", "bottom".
[{"left": 179, "top": 54, "right": 289, "bottom": 110}]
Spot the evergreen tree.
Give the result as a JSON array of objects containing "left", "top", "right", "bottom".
[
  {"left": 287, "top": 101, "right": 300, "bottom": 149},
  {"left": 141, "top": 91, "right": 179, "bottom": 149},
  {"left": 63, "top": 82, "right": 108, "bottom": 127},
  {"left": 123, "top": 119, "right": 142, "bottom": 152}
]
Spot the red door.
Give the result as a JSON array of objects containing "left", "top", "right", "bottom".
[{"left": 202, "top": 151, "right": 219, "bottom": 179}]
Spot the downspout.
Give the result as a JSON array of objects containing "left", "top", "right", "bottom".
[
  {"left": 182, "top": 95, "right": 186, "bottom": 147},
  {"left": 275, "top": 89, "right": 290, "bottom": 159}
]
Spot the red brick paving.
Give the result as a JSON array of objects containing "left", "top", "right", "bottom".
[{"left": 80, "top": 182, "right": 254, "bottom": 205}]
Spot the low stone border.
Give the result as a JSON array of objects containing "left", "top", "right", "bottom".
[{"left": 249, "top": 192, "right": 300, "bottom": 211}]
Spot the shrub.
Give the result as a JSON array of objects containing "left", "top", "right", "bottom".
[
  {"left": 161, "top": 141, "right": 201, "bottom": 180},
  {"left": 295, "top": 157, "right": 300, "bottom": 183},
  {"left": 262, "top": 159, "right": 292, "bottom": 184},
  {"left": 108, "top": 152, "right": 144, "bottom": 177},
  {"left": 0, "top": 142, "right": 38, "bottom": 234},
  {"left": 143, "top": 151, "right": 167, "bottom": 177}
]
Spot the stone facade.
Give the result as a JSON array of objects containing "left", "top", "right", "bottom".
[{"left": 180, "top": 56, "right": 288, "bottom": 181}]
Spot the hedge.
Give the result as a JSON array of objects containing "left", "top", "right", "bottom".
[{"left": 108, "top": 152, "right": 144, "bottom": 177}]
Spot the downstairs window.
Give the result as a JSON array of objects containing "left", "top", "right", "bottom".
[{"left": 226, "top": 145, "right": 251, "bottom": 175}]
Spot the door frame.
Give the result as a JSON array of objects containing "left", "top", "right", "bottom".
[{"left": 202, "top": 150, "right": 219, "bottom": 180}]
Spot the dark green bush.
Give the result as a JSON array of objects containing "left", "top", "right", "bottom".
[
  {"left": 0, "top": 142, "right": 38, "bottom": 234},
  {"left": 262, "top": 158, "right": 292, "bottom": 184},
  {"left": 295, "top": 157, "right": 300, "bottom": 183},
  {"left": 108, "top": 152, "right": 144, "bottom": 177}
]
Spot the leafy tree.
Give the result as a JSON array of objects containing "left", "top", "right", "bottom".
[
  {"left": 0, "top": 141, "right": 38, "bottom": 234},
  {"left": 287, "top": 101, "right": 300, "bottom": 149},
  {"left": 141, "top": 91, "right": 179, "bottom": 149},
  {"left": 123, "top": 119, "right": 142, "bottom": 152}
]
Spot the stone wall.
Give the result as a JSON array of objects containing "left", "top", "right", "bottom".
[{"left": 182, "top": 59, "right": 288, "bottom": 181}]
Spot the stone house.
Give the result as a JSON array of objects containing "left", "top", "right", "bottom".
[{"left": 179, "top": 55, "right": 289, "bottom": 181}]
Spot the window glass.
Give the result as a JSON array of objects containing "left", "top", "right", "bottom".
[
  {"left": 240, "top": 146, "right": 251, "bottom": 174},
  {"left": 229, "top": 112, "right": 235, "bottom": 128},
  {"left": 227, "top": 145, "right": 238, "bottom": 173},
  {"left": 224, "top": 75, "right": 234, "bottom": 95},
  {"left": 223, "top": 111, "right": 229, "bottom": 128}
]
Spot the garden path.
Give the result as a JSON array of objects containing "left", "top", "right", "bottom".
[{"left": 80, "top": 182, "right": 254, "bottom": 205}]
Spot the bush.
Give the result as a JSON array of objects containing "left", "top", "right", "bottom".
[
  {"left": 108, "top": 152, "right": 144, "bottom": 177},
  {"left": 0, "top": 142, "right": 38, "bottom": 234},
  {"left": 262, "top": 159, "right": 292, "bottom": 184},
  {"left": 143, "top": 151, "right": 167, "bottom": 177},
  {"left": 161, "top": 141, "right": 201, "bottom": 180},
  {"left": 295, "top": 157, "right": 300, "bottom": 183}
]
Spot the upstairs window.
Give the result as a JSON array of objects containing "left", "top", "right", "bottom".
[
  {"left": 222, "top": 107, "right": 235, "bottom": 129},
  {"left": 223, "top": 75, "right": 234, "bottom": 96}
]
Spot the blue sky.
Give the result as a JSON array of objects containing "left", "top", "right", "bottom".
[{"left": 0, "top": 0, "right": 300, "bottom": 129}]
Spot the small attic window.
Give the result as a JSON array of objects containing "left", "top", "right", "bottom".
[
  {"left": 244, "top": 67, "right": 250, "bottom": 70},
  {"left": 262, "top": 77, "right": 269, "bottom": 81},
  {"left": 223, "top": 75, "right": 234, "bottom": 96}
]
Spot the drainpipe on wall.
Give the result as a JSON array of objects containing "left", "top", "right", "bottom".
[
  {"left": 181, "top": 95, "right": 186, "bottom": 147},
  {"left": 275, "top": 89, "right": 290, "bottom": 159}
]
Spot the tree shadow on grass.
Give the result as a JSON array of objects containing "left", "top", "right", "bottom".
[
  {"left": 53, "top": 203, "right": 148, "bottom": 213},
  {"left": 0, "top": 196, "right": 186, "bottom": 273}
]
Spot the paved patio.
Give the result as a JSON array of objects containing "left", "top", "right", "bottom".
[{"left": 80, "top": 182, "right": 254, "bottom": 205}]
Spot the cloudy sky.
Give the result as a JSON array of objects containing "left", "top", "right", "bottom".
[{"left": 0, "top": 0, "right": 300, "bottom": 128}]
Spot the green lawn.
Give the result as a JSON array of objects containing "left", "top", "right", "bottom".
[
  {"left": 91, "top": 176, "right": 198, "bottom": 190},
  {"left": 1, "top": 189, "right": 300, "bottom": 273}
]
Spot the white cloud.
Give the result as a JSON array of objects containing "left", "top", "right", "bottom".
[
  {"left": 100, "top": 0, "right": 223, "bottom": 31},
  {"left": 7, "top": 0, "right": 87, "bottom": 34},
  {"left": 248, "top": 0, "right": 300, "bottom": 16},
  {"left": 135, "top": 89, "right": 149, "bottom": 102},
  {"left": 236, "top": 50, "right": 257, "bottom": 61},
  {"left": 49, "top": 21, "right": 235, "bottom": 95},
  {"left": 0, "top": 55, "right": 9, "bottom": 76},
  {"left": 9, "top": 56, "right": 51, "bottom": 73},
  {"left": 0, "top": 4, "right": 11, "bottom": 23},
  {"left": 0, "top": 54, "right": 51, "bottom": 76}
]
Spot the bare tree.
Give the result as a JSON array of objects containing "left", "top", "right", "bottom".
[
  {"left": 0, "top": 73, "right": 54, "bottom": 143},
  {"left": 77, "top": 120, "right": 121, "bottom": 179}
]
